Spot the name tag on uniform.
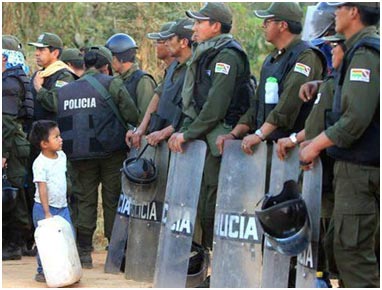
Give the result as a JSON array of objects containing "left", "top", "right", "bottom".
[{"left": 350, "top": 68, "right": 370, "bottom": 83}]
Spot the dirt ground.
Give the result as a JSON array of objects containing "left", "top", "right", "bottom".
[{"left": 2, "top": 250, "right": 152, "bottom": 288}]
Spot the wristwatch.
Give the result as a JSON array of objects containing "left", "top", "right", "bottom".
[
  {"left": 289, "top": 132, "right": 298, "bottom": 145},
  {"left": 255, "top": 129, "right": 265, "bottom": 141}
]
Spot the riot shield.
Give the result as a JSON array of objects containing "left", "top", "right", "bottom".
[
  {"left": 261, "top": 145, "right": 300, "bottom": 288},
  {"left": 210, "top": 140, "right": 267, "bottom": 288},
  {"left": 153, "top": 140, "right": 207, "bottom": 288},
  {"left": 104, "top": 176, "right": 132, "bottom": 273},
  {"left": 296, "top": 158, "right": 323, "bottom": 287},
  {"left": 124, "top": 141, "right": 169, "bottom": 283}
]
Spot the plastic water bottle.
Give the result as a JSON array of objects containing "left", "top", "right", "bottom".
[
  {"left": 315, "top": 271, "right": 329, "bottom": 288},
  {"left": 265, "top": 77, "right": 279, "bottom": 104}
]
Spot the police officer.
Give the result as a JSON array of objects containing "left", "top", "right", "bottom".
[
  {"left": 28, "top": 32, "right": 77, "bottom": 122},
  {"left": 146, "top": 21, "right": 177, "bottom": 71},
  {"left": 105, "top": 33, "right": 156, "bottom": 123},
  {"left": 277, "top": 33, "right": 347, "bottom": 286},
  {"left": 2, "top": 35, "right": 32, "bottom": 260},
  {"left": 56, "top": 46, "right": 139, "bottom": 268},
  {"left": 126, "top": 18, "right": 194, "bottom": 148},
  {"left": 300, "top": 2, "right": 380, "bottom": 287},
  {"left": 230, "top": 2, "right": 326, "bottom": 156},
  {"left": 60, "top": 48, "right": 85, "bottom": 77},
  {"left": 168, "top": 3, "right": 253, "bottom": 249}
]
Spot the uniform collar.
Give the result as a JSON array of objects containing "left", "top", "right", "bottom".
[
  {"left": 120, "top": 62, "right": 139, "bottom": 79},
  {"left": 345, "top": 26, "right": 379, "bottom": 52}
]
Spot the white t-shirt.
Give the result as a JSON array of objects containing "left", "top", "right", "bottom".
[{"left": 33, "top": 150, "right": 68, "bottom": 208}]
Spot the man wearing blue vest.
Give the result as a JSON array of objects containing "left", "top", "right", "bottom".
[{"left": 300, "top": 2, "right": 380, "bottom": 287}]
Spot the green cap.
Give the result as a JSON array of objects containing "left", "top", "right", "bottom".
[
  {"left": 159, "top": 18, "right": 194, "bottom": 41},
  {"left": 60, "top": 48, "right": 83, "bottom": 63},
  {"left": 28, "top": 32, "right": 63, "bottom": 49},
  {"left": 2, "top": 35, "right": 23, "bottom": 52},
  {"left": 254, "top": 2, "right": 303, "bottom": 23},
  {"left": 322, "top": 33, "right": 346, "bottom": 42},
  {"left": 327, "top": 2, "right": 380, "bottom": 9},
  {"left": 147, "top": 21, "right": 176, "bottom": 40},
  {"left": 88, "top": 46, "right": 113, "bottom": 64},
  {"left": 186, "top": 2, "right": 232, "bottom": 26}
]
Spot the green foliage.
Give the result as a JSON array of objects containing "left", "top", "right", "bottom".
[{"left": 2, "top": 2, "right": 310, "bottom": 79}]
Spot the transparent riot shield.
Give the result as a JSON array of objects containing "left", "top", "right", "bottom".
[
  {"left": 124, "top": 141, "right": 169, "bottom": 283},
  {"left": 261, "top": 145, "right": 301, "bottom": 288},
  {"left": 104, "top": 175, "right": 132, "bottom": 273},
  {"left": 153, "top": 140, "right": 207, "bottom": 288},
  {"left": 296, "top": 158, "right": 323, "bottom": 287},
  {"left": 210, "top": 140, "right": 267, "bottom": 288}
]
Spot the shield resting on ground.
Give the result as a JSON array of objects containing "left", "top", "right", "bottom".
[
  {"left": 261, "top": 145, "right": 300, "bottom": 288},
  {"left": 210, "top": 140, "right": 267, "bottom": 288},
  {"left": 104, "top": 178, "right": 132, "bottom": 273},
  {"left": 124, "top": 141, "right": 169, "bottom": 283},
  {"left": 153, "top": 140, "right": 207, "bottom": 288},
  {"left": 296, "top": 158, "right": 322, "bottom": 287}
]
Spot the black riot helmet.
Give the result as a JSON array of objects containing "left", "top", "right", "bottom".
[
  {"left": 255, "top": 180, "right": 311, "bottom": 256},
  {"left": 105, "top": 33, "right": 138, "bottom": 54},
  {"left": 2, "top": 173, "right": 19, "bottom": 213},
  {"left": 122, "top": 144, "right": 157, "bottom": 185}
]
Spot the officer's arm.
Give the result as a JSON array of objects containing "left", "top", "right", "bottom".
[
  {"left": 265, "top": 50, "right": 324, "bottom": 131},
  {"left": 138, "top": 93, "right": 160, "bottom": 133},
  {"left": 109, "top": 78, "right": 139, "bottom": 127},
  {"left": 136, "top": 76, "right": 156, "bottom": 122},
  {"left": 183, "top": 50, "right": 239, "bottom": 141},
  {"left": 36, "top": 72, "right": 75, "bottom": 113},
  {"left": 325, "top": 48, "right": 380, "bottom": 148}
]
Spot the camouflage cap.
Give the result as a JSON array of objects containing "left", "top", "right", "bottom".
[
  {"left": 60, "top": 48, "right": 83, "bottom": 63},
  {"left": 28, "top": 32, "right": 63, "bottom": 49},
  {"left": 254, "top": 2, "right": 303, "bottom": 23},
  {"left": 327, "top": 2, "right": 380, "bottom": 9},
  {"left": 159, "top": 18, "right": 194, "bottom": 41},
  {"left": 88, "top": 46, "right": 113, "bottom": 64},
  {"left": 147, "top": 21, "right": 176, "bottom": 40},
  {"left": 2, "top": 35, "right": 23, "bottom": 52},
  {"left": 186, "top": 2, "right": 232, "bottom": 26}
]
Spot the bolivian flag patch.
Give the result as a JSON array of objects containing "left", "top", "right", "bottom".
[
  {"left": 294, "top": 63, "right": 311, "bottom": 77},
  {"left": 55, "top": 80, "right": 68, "bottom": 88},
  {"left": 350, "top": 68, "right": 370, "bottom": 83},
  {"left": 215, "top": 63, "right": 231, "bottom": 75}
]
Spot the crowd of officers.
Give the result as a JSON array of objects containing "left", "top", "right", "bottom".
[{"left": 2, "top": 2, "right": 379, "bottom": 288}]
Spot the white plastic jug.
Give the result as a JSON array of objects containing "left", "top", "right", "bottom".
[{"left": 34, "top": 215, "right": 82, "bottom": 287}]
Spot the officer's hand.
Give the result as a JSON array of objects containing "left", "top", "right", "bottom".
[
  {"left": 276, "top": 137, "right": 296, "bottom": 161},
  {"left": 299, "top": 140, "right": 318, "bottom": 171},
  {"left": 33, "top": 71, "right": 44, "bottom": 92},
  {"left": 147, "top": 126, "right": 174, "bottom": 147},
  {"left": 125, "top": 128, "right": 143, "bottom": 149},
  {"left": 2, "top": 158, "right": 7, "bottom": 168},
  {"left": 299, "top": 81, "right": 318, "bottom": 102},
  {"left": 241, "top": 134, "right": 261, "bottom": 155},
  {"left": 168, "top": 133, "right": 185, "bottom": 153},
  {"left": 216, "top": 134, "right": 235, "bottom": 155}
]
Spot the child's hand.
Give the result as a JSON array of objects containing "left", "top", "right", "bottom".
[{"left": 45, "top": 212, "right": 53, "bottom": 219}]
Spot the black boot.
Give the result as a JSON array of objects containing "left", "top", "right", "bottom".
[
  {"left": 3, "top": 243, "right": 22, "bottom": 260},
  {"left": 77, "top": 233, "right": 93, "bottom": 269}
]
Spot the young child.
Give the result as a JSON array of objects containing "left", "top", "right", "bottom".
[{"left": 28, "top": 120, "right": 73, "bottom": 283}]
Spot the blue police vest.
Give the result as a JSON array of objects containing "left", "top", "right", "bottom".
[
  {"left": 57, "top": 73, "right": 127, "bottom": 160},
  {"left": 326, "top": 37, "right": 380, "bottom": 167}
]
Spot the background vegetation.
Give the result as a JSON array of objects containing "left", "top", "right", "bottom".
[{"left": 3, "top": 2, "right": 311, "bottom": 80}]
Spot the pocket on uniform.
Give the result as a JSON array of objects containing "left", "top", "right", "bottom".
[
  {"left": 335, "top": 214, "right": 359, "bottom": 249},
  {"left": 13, "top": 134, "right": 30, "bottom": 158}
]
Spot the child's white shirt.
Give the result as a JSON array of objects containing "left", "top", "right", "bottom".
[{"left": 33, "top": 150, "right": 68, "bottom": 208}]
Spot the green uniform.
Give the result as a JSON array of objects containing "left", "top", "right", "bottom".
[
  {"left": 118, "top": 63, "right": 156, "bottom": 123},
  {"left": 324, "top": 27, "right": 380, "bottom": 288},
  {"left": 181, "top": 34, "right": 247, "bottom": 248},
  {"left": 70, "top": 70, "right": 138, "bottom": 243}
]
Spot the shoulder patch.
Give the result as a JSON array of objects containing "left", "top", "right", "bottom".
[
  {"left": 55, "top": 80, "right": 69, "bottom": 88},
  {"left": 215, "top": 63, "right": 231, "bottom": 75},
  {"left": 350, "top": 68, "right": 370, "bottom": 83},
  {"left": 294, "top": 63, "right": 311, "bottom": 77}
]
